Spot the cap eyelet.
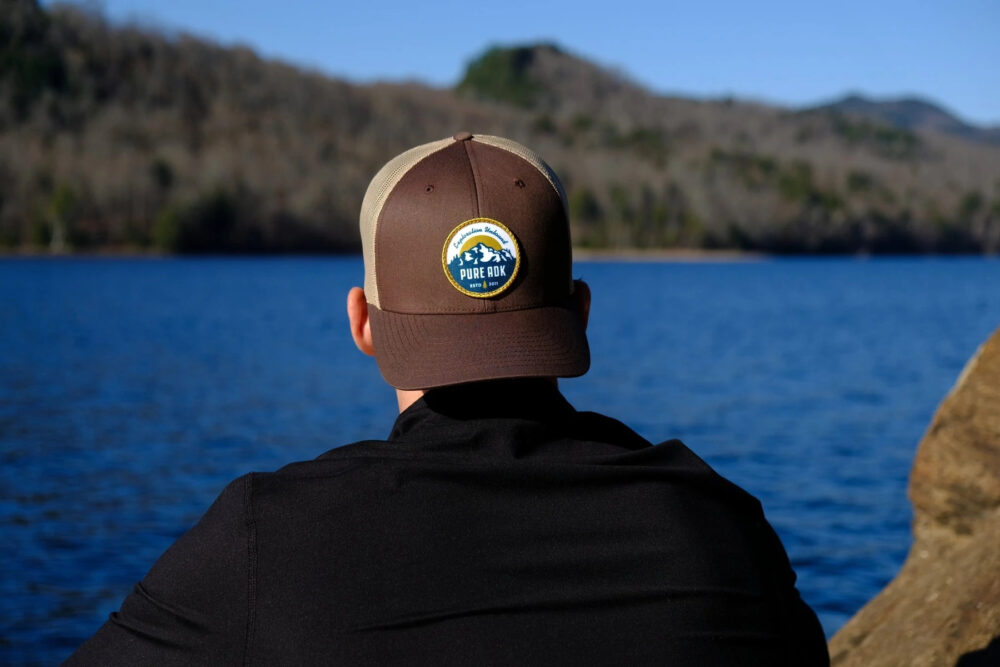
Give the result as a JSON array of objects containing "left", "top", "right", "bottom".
[
  {"left": 514, "top": 179, "right": 526, "bottom": 188},
  {"left": 425, "top": 185, "right": 434, "bottom": 194}
]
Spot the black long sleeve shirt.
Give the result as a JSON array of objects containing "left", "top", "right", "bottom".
[{"left": 67, "top": 380, "right": 829, "bottom": 665}]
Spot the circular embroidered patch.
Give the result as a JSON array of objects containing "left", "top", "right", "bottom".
[{"left": 442, "top": 218, "right": 520, "bottom": 298}]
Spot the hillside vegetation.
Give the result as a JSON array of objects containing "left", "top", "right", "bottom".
[{"left": 2, "top": 0, "right": 999, "bottom": 254}]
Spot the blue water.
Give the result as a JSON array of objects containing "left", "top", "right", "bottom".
[{"left": 2, "top": 257, "right": 999, "bottom": 664}]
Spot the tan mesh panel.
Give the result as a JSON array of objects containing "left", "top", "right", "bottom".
[
  {"left": 359, "top": 137, "right": 454, "bottom": 307},
  {"left": 472, "top": 135, "right": 568, "bottom": 208}
]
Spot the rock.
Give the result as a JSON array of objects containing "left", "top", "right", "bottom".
[{"left": 829, "top": 327, "right": 1000, "bottom": 666}]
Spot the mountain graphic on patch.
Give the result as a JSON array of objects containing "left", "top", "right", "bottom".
[
  {"left": 452, "top": 242, "right": 516, "bottom": 266},
  {"left": 447, "top": 240, "right": 517, "bottom": 295}
]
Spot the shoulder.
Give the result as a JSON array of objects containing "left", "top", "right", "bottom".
[
  {"left": 66, "top": 476, "right": 257, "bottom": 662},
  {"left": 238, "top": 441, "right": 399, "bottom": 525},
  {"left": 143, "top": 474, "right": 252, "bottom": 588},
  {"left": 570, "top": 410, "right": 653, "bottom": 450}
]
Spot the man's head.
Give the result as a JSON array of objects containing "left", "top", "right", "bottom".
[{"left": 347, "top": 133, "right": 590, "bottom": 397}]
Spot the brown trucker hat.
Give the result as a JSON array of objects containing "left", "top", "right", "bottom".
[{"left": 359, "top": 132, "right": 590, "bottom": 390}]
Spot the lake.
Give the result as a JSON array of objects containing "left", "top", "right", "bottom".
[{"left": 2, "top": 256, "right": 999, "bottom": 663}]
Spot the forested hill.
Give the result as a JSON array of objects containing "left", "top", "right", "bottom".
[
  {"left": 810, "top": 94, "right": 1000, "bottom": 147},
  {"left": 2, "top": 1, "right": 999, "bottom": 254}
]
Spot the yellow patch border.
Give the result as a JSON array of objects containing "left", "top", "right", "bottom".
[{"left": 441, "top": 217, "right": 521, "bottom": 298}]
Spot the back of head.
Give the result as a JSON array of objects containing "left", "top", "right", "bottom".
[{"left": 359, "top": 133, "right": 590, "bottom": 390}]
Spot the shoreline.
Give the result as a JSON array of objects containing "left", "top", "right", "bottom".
[{"left": 572, "top": 248, "right": 769, "bottom": 262}]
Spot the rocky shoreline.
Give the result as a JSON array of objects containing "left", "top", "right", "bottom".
[{"left": 829, "top": 327, "right": 1000, "bottom": 666}]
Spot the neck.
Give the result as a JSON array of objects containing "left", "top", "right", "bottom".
[
  {"left": 395, "top": 378, "right": 560, "bottom": 414},
  {"left": 396, "top": 389, "right": 425, "bottom": 413}
]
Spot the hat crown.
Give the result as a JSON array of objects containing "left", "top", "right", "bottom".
[{"left": 360, "top": 134, "right": 568, "bottom": 309}]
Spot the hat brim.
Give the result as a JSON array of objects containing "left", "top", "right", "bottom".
[{"left": 368, "top": 303, "right": 590, "bottom": 390}]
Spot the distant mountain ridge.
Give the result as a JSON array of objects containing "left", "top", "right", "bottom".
[
  {"left": 809, "top": 94, "right": 1000, "bottom": 146},
  {"left": 2, "top": 0, "right": 999, "bottom": 254},
  {"left": 453, "top": 243, "right": 515, "bottom": 266}
]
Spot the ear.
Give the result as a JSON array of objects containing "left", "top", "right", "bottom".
[
  {"left": 572, "top": 279, "right": 591, "bottom": 331},
  {"left": 346, "top": 287, "right": 375, "bottom": 357}
]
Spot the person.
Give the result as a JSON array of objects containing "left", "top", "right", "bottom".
[{"left": 67, "top": 132, "right": 829, "bottom": 665}]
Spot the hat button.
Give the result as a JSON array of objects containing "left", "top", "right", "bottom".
[{"left": 453, "top": 131, "right": 474, "bottom": 141}]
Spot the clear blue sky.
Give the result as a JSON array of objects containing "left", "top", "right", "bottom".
[{"left": 68, "top": 0, "right": 1000, "bottom": 126}]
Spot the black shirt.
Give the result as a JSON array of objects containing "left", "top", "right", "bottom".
[{"left": 67, "top": 380, "right": 829, "bottom": 666}]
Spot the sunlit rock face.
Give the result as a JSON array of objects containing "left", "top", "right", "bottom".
[{"left": 830, "top": 327, "right": 1000, "bottom": 667}]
